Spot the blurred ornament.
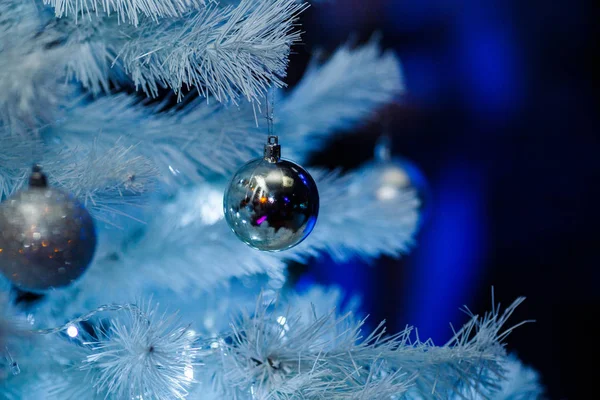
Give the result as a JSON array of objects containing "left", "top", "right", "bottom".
[
  {"left": 366, "top": 135, "right": 430, "bottom": 220},
  {"left": 224, "top": 136, "right": 319, "bottom": 251},
  {"left": 0, "top": 166, "right": 97, "bottom": 292}
]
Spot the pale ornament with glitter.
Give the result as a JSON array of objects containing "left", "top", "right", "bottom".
[{"left": 0, "top": 166, "right": 97, "bottom": 292}]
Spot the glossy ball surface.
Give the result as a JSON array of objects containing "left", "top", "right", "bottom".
[
  {"left": 0, "top": 187, "right": 97, "bottom": 291},
  {"left": 223, "top": 158, "right": 319, "bottom": 251}
]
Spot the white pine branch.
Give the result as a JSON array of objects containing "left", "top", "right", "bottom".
[
  {"left": 455, "top": 354, "right": 544, "bottom": 400},
  {"left": 43, "top": 141, "right": 159, "bottom": 222},
  {"left": 0, "top": 125, "right": 157, "bottom": 221},
  {"left": 3, "top": 31, "right": 400, "bottom": 186},
  {"left": 47, "top": 165, "right": 417, "bottom": 315},
  {"left": 286, "top": 169, "right": 419, "bottom": 262},
  {"left": 0, "top": 1, "right": 73, "bottom": 134},
  {"left": 0, "top": 1, "right": 117, "bottom": 131},
  {"left": 0, "top": 303, "right": 197, "bottom": 399},
  {"left": 116, "top": 0, "right": 308, "bottom": 102},
  {"left": 49, "top": 94, "right": 264, "bottom": 183},
  {"left": 488, "top": 355, "right": 544, "bottom": 399},
  {"left": 279, "top": 40, "right": 405, "bottom": 161},
  {"left": 200, "top": 292, "right": 527, "bottom": 399},
  {"left": 81, "top": 303, "right": 198, "bottom": 399},
  {"left": 7, "top": 289, "right": 530, "bottom": 399},
  {"left": 0, "top": 293, "right": 29, "bottom": 380},
  {"left": 45, "top": 0, "right": 208, "bottom": 26},
  {"left": 0, "top": 129, "right": 43, "bottom": 200},
  {"left": 49, "top": 39, "right": 401, "bottom": 187},
  {"left": 1, "top": 0, "right": 305, "bottom": 130}
]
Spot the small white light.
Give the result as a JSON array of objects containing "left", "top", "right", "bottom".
[
  {"left": 184, "top": 365, "right": 194, "bottom": 380},
  {"left": 376, "top": 186, "right": 399, "bottom": 201},
  {"left": 210, "top": 341, "right": 220, "bottom": 349},
  {"left": 203, "top": 315, "right": 215, "bottom": 330},
  {"left": 276, "top": 316, "right": 287, "bottom": 326},
  {"left": 66, "top": 325, "right": 78, "bottom": 338}
]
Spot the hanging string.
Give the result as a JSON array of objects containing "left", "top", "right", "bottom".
[
  {"left": 266, "top": 89, "right": 275, "bottom": 138},
  {"left": 375, "top": 108, "right": 393, "bottom": 162},
  {"left": 32, "top": 303, "right": 149, "bottom": 335}
]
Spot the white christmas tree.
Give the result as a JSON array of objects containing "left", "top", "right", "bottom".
[{"left": 0, "top": 1, "right": 543, "bottom": 399}]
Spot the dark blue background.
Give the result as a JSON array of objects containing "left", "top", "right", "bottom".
[{"left": 289, "top": 1, "right": 598, "bottom": 398}]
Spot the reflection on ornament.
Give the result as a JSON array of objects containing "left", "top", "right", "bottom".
[
  {"left": 223, "top": 136, "right": 319, "bottom": 251},
  {"left": 376, "top": 166, "right": 411, "bottom": 201},
  {"left": 0, "top": 166, "right": 97, "bottom": 292}
]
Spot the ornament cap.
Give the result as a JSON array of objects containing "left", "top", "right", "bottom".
[
  {"left": 264, "top": 135, "right": 281, "bottom": 163},
  {"left": 29, "top": 165, "right": 48, "bottom": 188}
]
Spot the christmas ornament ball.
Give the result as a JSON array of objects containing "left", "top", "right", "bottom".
[
  {"left": 367, "top": 135, "right": 431, "bottom": 217},
  {"left": 370, "top": 158, "right": 429, "bottom": 204},
  {"left": 224, "top": 136, "right": 319, "bottom": 251},
  {"left": 0, "top": 167, "right": 97, "bottom": 292}
]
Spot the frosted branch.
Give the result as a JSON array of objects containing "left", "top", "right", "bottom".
[
  {"left": 49, "top": 164, "right": 417, "bottom": 312},
  {"left": 43, "top": 141, "right": 158, "bottom": 222},
  {"left": 279, "top": 40, "right": 405, "bottom": 161},
  {"left": 81, "top": 303, "right": 198, "bottom": 399},
  {"left": 2, "top": 0, "right": 306, "bottom": 119},
  {"left": 49, "top": 94, "right": 263, "bottom": 184},
  {"left": 0, "top": 130, "right": 42, "bottom": 201},
  {"left": 0, "top": 293, "right": 28, "bottom": 380},
  {"left": 49, "top": 39, "right": 402, "bottom": 185},
  {"left": 116, "top": 0, "right": 308, "bottom": 102},
  {"left": 0, "top": 126, "right": 157, "bottom": 221},
  {"left": 18, "top": 289, "right": 532, "bottom": 399},
  {"left": 286, "top": 168, "right": 419, "bottom": 262},
  {"left": 45, "top": 0, "right": 208, "bottom": 26},
  {"left": 11, "top": 302, "right": 197, "bottom": 399},
  {"left": 400, "top": 297, "right": 532, "bottom": 399},
  {"left": 0, "top": 1, "right": 73, "bottom": 133},
  {"left": 486, "top": 355, "right": 544, "bottom": 399},
  {"left": 202, "top": 292, "right": 528, "bottom": 399}
]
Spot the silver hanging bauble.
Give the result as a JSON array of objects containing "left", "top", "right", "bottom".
[
  {"left": 364, "top": 135, "right": 430, "bottom": 218},
  {"left": 0, "top": 166, "right": 97, "bottom": 292},
  {"left": 223, "top": 136, "right": 319, "bottom": 251}
]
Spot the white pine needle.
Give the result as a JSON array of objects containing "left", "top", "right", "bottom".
[
  {"left": 4, "top": 290, "right": 539, "bottom": 399},
  {"left": 0, "top": 131, "right": 158, "bottom": 221},
  {"left": 0, "top": 129, "right": 42, "bottom": 200},
  {"left": 280, "top": 40, "right": 405, "bottom": 161},
  {"left": 116, "top": 0, "right": 308, "bottom": 102},
  {"left": 49, "top": 94, "right": 264, "bottom": 184},
  {"left": 49, "top": 39, "right": 402, "bottom": 186},
  {"left": 0, "top": 1, "right": 72, "bottom": 133},
  {"left": 81, "top": 303, "right": 198, "bottom": 399},
  {"left": 202, "top": 292, "right": 528, "bottom": 399},
  {"left": 45, "top": 0, "right": 208, "bottom": 26},
  {"left": 44, "top": 141, "right": 159, "bottom": 221}
]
